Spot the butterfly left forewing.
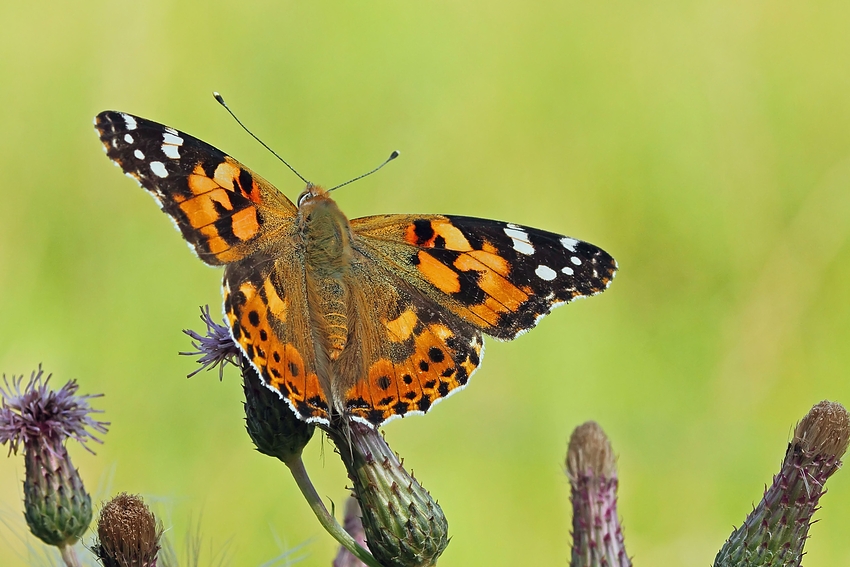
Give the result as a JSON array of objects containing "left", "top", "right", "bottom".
[{"left": 351, "top": 214, "right": 616, "bottom": 340}]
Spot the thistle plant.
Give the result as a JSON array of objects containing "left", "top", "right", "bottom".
[
  {"left": 714, "top": 400, "right": 850, "bottom": 567},
  {"left": 0, "top": 366, "right": 109, "bottom": 567},
  {"left": 185, "top": 305, "right": 449, "bottom": 567},
  {"left": 325, "top": 420, "right": 449, "bottom": 567},
  {"left": 566, "top": 421, "right": 631, "bottom": 567}
]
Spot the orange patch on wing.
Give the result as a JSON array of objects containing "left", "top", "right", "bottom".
[
  {"left": 451, "top": 252, "right": 526, "bottom": 310},
  {"left": 404, "top": 219, "right": 472, "bottom": 250},
  {"left": 477, "top": 271, "right": 527, "bottom": 310},
  {"left": 239, "top": 176, "right": 262, "bottom": 204},
  {"left": 466, "top": 250, "right": 510, "bottom": 276},
  {"left": 199, "top": 226, "right": 230, "bottom": 255},
  {"left": 263, "top": 278, "right": 288, "bottom": 321},
  {"left": 368, "top": 360, "right": 399, "bottom": 402},
  {"left": 179, "top": 189, "right": 234, "bottom": 228},
  {"left": 213, "top": 159, "right": 240, "bottom": 191},
  {"left": 187, "top": 171, "right": 220, "bottom": 196},
  {"left": 416, "top": 251, "right": 460, "bottom": 294},
  {"left": 385, "top": 309, "right": 418, "bottom": 341},
  {"left": 481, "top": 240, "right": 499, "bottom": 255},
  {"left": 230, "top": 207, "right": 260, "bottom": 241},
  {"left": 470, "top": 302, "right": 501, "bottom": 326},
  {"left": 432, "top": 220, "right": 472, "bottom": 250}
]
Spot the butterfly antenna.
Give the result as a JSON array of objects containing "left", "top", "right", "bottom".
[
  {"left": 328, "top": 150, "right": 400, "bottom": 192},
  {"left": 213, "top": 92, "right": 309, "bottom": 185}
]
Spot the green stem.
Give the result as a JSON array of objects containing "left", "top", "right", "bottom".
[
  {"left": 286, "top": 455, "right": 383, "bottom": 567},
  {"left": 59, "top": 543, "right": 81, "bottom": 567}
]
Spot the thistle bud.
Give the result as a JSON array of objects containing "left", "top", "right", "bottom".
[
  {"left": 241, "top": 359, "right": 314, "bottom": 463},
  {"left": 22, "top": 440, "right": 92, "bottom": 547},
  {"left": 714, "top": 400, "right": 850, "bottom": 566},
  {"left": 328, "top": 421, "right": 448, "bottom": 567},
  {"left": 94, "top": 493, "right": 162, "bottom": 567},
  {"left": 566, "top": 421, "right": 631, "bottom": 567}
]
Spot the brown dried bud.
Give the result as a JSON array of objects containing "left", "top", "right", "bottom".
[{"left": 94, "top": 493, "right": 162, "bottom": 567}]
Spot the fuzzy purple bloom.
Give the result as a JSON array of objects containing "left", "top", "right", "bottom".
[
  {"left": 181, "top": 305, "right": 242, "bottom": 379},
  {"left": 0, "top": 365, "right": 109, "bottom": 456}
]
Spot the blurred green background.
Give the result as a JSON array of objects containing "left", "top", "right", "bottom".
[{"left": 2, "top": 1, "right": 850, "bottom": 565}]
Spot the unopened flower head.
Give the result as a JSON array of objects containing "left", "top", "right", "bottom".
[
  {"left": 714, "top": 401, "right": 850, "bottom": 567},
  {"left": 566, "top": 421, "right": 631, "bottom": 567},
  {"left": 328, "top": 420, "right": 449, "bottom": 567},
  {"left": 0, "top": 365, "right": 109, "bottom": 455}
]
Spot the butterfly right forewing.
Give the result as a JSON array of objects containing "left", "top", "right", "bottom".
[{"left": 351, "top": 214, "right": 617, "bottom": 340}]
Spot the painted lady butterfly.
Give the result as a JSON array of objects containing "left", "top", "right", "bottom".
[{"left": 95, "top": 111, "right": 616, "bottom": 426}]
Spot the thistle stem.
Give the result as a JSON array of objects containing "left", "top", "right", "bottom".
[
  {"left": 286, "top": 455, "right": 382, "bottom": 567},
  {"left": 59, "top": 543, "right": 81, "bottom": 567}
]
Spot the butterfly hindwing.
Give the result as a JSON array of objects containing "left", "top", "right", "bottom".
[
  {"left": 95, "top": 111, "right": 296, "bottom": 265},
  {"left": 223, "top": 252, "right": 332, "bottom": 423},
  {"left": 336, "top": 258, "right": 484, "bottom": 425},
  {"left": 351, "top": 214, "right": 617, "bottom": 340}
]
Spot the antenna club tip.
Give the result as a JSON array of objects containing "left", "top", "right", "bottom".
[
  {"left": 390, "top": 150, "right": 400, "bottom": 159},
  {"left": 213, "top": 92, "right": 225, "bottom": 104}
]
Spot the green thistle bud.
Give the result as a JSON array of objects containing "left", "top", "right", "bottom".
[
  {"left": 566, "top": 421, "right": 631, "bottom": 567},
  {"left": 714, "top": 400, "right": 850, "bottom": 567},
  {"left": 94, "top": 493, "right": 162, "bottom": 567},
  {"left": 22, "top": 440, "right": 92, "bottom": 546},
  {"left": 242, "top": 359, "right": 314, "bottom": 463},
  {"left": 329, "top": 421, "right": 448, "bottom": 567}
]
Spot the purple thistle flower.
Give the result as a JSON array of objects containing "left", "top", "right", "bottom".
[
  {"left": 0, "top": 365, "right": 109, "bottom": 456},
  {"left": 0, "top": 365, "right": 108, "bottom": 555},
  {"left": 181, "top": 305, "right": 241, "bottom": 379}
]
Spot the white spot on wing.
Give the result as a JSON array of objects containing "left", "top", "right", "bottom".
[
  {"left": 121, "top": 113, "right": 137, "bottom": 130},
  {"left": 124, "top": 133, "right": 134, "bottom": 144},
  {"left": 163, "top": 132, "right": 183, "bottom": 146},
  {"left": 162, "top": 144, "right": 180, "bottom": 159},
  {"left": 134, "top": 149, "right": 145, "bottom": 160},
  {"left": 503, "top": 227, "right": 535, "bottom": 255},
  {"left": 150, "top": 161, "right": 168, "bottom": 178},
  {"left": 561, "top": 266, "right": 574, "bottom": 276},
  {"left": 570, "top": 256, "right": 582, "bottom": 266},
  {"left": 164, "top": 126, "right": 178, "bottom": 135},
  {"left": 535, "top": 265, "right": 557, "bottom": 281},
  {"left": 561, "top": 237, "right": 579, "bottom": 252}
]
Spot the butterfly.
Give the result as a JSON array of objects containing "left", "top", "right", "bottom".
[{"left": 95, "top": 110, "right": 617, "bottom": 426}]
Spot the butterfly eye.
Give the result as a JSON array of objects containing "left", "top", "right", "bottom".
[{"left": 297, "top": 191, "right": 310, "bottom": 207}]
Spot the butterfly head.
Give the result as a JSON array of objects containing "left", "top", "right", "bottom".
[{"left": 296, "top": 183, "right": 330, "bottom": 209}]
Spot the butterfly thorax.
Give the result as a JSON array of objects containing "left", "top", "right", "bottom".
[{"left": 298, "top": 186, "right": 355, "bottom": 362}]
